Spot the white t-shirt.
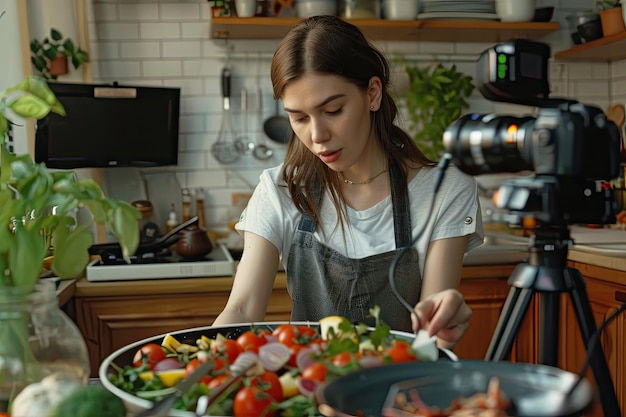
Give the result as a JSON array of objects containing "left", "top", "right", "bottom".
[{"left": 236, "top": 164, "right": 483, "bottom": 274}]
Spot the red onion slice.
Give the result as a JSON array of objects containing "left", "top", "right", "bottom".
[{"left": 258, "top": 342, "right": 291, "bottom": 372}]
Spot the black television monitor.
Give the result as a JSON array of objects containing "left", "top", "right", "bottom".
[{"left": 35, "top": 82, "right": 180, "bottom": 169}]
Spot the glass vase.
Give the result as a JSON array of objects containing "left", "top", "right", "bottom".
[{"left": 0, "top": 280, "right": 89, "bottom": 411}]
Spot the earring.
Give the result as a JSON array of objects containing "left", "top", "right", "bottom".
[{"left": 370, "top": 106, "right": 375, "bottom": 110}]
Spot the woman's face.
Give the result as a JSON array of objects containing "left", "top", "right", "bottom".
[{"left": 281, "top": 72, "right": 381, "bottom": 173}]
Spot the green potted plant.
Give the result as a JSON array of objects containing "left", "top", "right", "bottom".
[
  {"left": 596, "top": 0, "right": 625, "bottom": 36},
  {"left": 395, "top": 61, "right": 475, "bottom": 161},
  {"left": 0, "top": 76, "right": 140, "bottom": 410},
  {"left": 30, "top": 28, "right": 90, "bottom": 80}
]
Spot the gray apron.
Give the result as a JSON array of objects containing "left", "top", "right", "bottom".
[{"left": 285, "top": 162, "right": 421, "bottom": 332}]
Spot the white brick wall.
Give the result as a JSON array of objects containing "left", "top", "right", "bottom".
[{"left": 88, "top": 0, "right": 624, "bottom": 233}]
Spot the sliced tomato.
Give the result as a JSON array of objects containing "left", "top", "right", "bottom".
[
  {"left": 132, "top": 343, "right": 168, "bottom": 369},
  {"left": 233, "top": 386, "right": 274, "bottom": 417}
]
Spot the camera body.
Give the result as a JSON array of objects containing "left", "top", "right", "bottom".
[{"left": 443, "top": 39, "right": 620, "bottom": 225}]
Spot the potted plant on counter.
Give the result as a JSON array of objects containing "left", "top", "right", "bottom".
[
  {"left": 0, "top": 76, "right": 140, "bottom": 412},
  {"left": 30, "top": 28, "right": 90, "bottom": 80},
  {"left": 395, "top": 60, "right": 475, "bottom": 161}
]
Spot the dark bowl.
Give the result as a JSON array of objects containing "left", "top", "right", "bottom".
[
  {"left": 316, "top": 360, "right": 595, "bottom": 417},
  {"left": 578, "top": 19, "right": 603, "bottom": 43},
  {"left": 533, "top": 6, "right": 555, "bottom": 22}
]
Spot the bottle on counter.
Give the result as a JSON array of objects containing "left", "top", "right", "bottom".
[
  {"left": 181, "top": 188, "right": 192, "bottom": 222},
  {"left": 166, "top": 204, "right": 178, "bottom": 233},
  {"left": 196, "top": 188, "right": 206, "bottom": 230}
]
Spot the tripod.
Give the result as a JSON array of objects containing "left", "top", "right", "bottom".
[{"left": 485, "top": 226, "right": 621, "bottom": 417}]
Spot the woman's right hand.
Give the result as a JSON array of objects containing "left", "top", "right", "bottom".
[{"left": 412, "top": 289, "right": 472, "bottom": 348}]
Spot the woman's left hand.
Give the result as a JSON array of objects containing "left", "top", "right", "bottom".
[{"left": 412, "top": 289, "right": 472, "bottom": 347}]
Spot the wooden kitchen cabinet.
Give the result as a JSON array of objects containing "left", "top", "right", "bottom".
[
  {"left": 211, "top": 17, "right": 559, "bottom": 42},
  {"left": 72, "top": 274, "right": 292, "bottom": 377},
  {"left": 560, "top": 261, "right": 626, "bottom": 417},
  {"left": 453, "top": 264, "right": 536, "bottom": 363}
]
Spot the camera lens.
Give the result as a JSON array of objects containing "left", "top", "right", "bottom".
[{"left": 443, "top": 113, "right": 535, "bottom": 175}]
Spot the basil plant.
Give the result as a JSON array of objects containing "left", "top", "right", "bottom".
[{"left": 0, "top": 76, "right": 140, "bottom": 293}]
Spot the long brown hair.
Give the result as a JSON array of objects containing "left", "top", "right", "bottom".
[{"left": 271, "top": 15, "right": 434, "bottom": 225}]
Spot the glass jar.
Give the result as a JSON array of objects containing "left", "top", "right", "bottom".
[{"left": 0, "top": 280, "right": 89, "bottom": 411}]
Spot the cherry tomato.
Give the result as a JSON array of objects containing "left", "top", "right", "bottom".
[
  {"left": 287, "top": 343, "right": 305, "bottom": 368},
  {"left": 208, "top": 373, "right": 231, "bottom": 390},
  {"left": 295, "top": 325, "right": 317, "bottom": 339},
  {"left": 237, "top": 330, "right": 268, "bottom": 353},
  {"left": 233, "top": 386, "right": 274, "bottom": 417},
  {"left": 330, "top": 352, "right": 354, "bottom": 368},
  {"left": 212, "top": 339, "right": 244, "bottom": 365},
  {"left": 198, "top": 375, "right": 213, "bottom": 386},
  {"left": 250, "top": 370, "right": 283, "bottom": 402},
  {"left": 272, "top": 324, "right": 319, "bottom": 348},
  {"left": 301, "top": 362, "right": 328, "bottom": 383},
  {"left": 132, "top": 343, "right": 168, "bottom": 369},
  {"left": 185, "top": 358, "right": 208, "bottom": 377},
  {"left": 272, "top": 324, "right": 298, "bottom": 347},
  {"left": 384, "top": 340, "right": 417, "bottom": 363}
]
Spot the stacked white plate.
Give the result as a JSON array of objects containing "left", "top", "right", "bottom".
[{"left": 418, "top": 0, "right": 498, "bottom": 20}]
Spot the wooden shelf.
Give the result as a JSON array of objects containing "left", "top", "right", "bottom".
[
  {"left": 554, "top": 30, "right": 626, "bottom": 61},
  {"left": 211, "top": 17, "right": 560, "bottom": 42}
]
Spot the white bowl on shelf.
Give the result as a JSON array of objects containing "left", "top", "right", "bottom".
[{"left": 296, "top": 0, "right": 337, "bottom": 17}]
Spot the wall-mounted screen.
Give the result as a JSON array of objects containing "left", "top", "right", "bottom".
[{"left": 35, "top": 82, "right": 180, "bottom": 169}]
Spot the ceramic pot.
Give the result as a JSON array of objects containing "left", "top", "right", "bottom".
[
  {"left": 48, "top": 54, "right": 69, "bottom": 76},
  {"left": 176, "top": 226, "right": 213, "bottom": 259},
  {"left": 0, "top": 281, "right": 89, "bottom": 411},
  {"left": 235, "top": 0, "right": 257, "bottom": 17},
  {"left": 600, "top": 7, "right": 626, "bottom": 37},
  {"left": 495, "top": 0, "right": 535, "bottom": 22}
]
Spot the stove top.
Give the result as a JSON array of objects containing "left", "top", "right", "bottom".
[{"left": 85, "top": 244, "right": 235, "bottom": 282}]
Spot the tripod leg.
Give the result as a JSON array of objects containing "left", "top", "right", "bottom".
[
  {"left": 485, "top": 286, "right": 534, "bottom": 361},
  {"left": 538, "top": 292, "right": 560, "bottom": 366},
  {"left": 564, "top": 268, "right": 621, "bottom": 417}
]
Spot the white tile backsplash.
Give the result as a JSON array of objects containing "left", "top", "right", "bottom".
[
  {"left": 140, "top": 22, "right": 181, "bottom": 39},
  {"left": 118, "top": 4, "right": 159, "bottom": 20},
  {"left": 87, "top": 0, "right": 626, "bottom": 233}
]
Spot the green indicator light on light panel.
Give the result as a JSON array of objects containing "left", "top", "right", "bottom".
[
  {"left": 498, "top": 54, "right": 507, "bottom": 64},
  {"left": 498, "top": 64, "right": 506, "bottom": 79}
]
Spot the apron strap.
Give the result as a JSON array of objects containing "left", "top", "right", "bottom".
[{"left": 389, "top": 160, "right": 412, "bottom": 248}]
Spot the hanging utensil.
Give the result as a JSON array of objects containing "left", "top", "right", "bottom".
[
  {"left": 263, "top": 98, "right": 292, "bottom": 144},
  {"left": 211, "top": 66, "right": 239, "bottom": 164},
  {"left": 253, "top": 86, "right": 274, "bottom": 160},
  {"left": 234, "top": 87, "right": 255, "bottom": 155}
]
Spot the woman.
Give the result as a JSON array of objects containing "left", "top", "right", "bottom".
[{"left": 213, "top": 15, "right": 483, "bottom": 349}]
